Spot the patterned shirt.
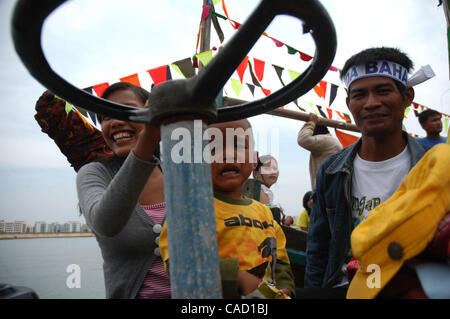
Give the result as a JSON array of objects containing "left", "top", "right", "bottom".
[{"left": 136, "top": 202, "right": 171, "bottom": 299}]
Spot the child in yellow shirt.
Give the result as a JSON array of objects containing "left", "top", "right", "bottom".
[{"left": 159, "top": 119, "right": 295, "bottom": 298}]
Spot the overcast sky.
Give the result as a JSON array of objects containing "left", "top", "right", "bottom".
[{"left": 0, "top": 0, "right": 448, "bottom": 225}]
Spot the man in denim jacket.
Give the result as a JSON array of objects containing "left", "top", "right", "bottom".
[{"left": 303, "top": 47, "right": 430, "bottom": 295}]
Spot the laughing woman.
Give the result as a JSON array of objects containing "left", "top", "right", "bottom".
[{"left": 76, "top": 82, "right": 170, "bottom": 299}]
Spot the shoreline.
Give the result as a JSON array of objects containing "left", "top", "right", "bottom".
[{"left": 0, "top": 232, "right": 94, "bottom": 240}]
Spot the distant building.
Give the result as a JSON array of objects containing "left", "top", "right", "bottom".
[
  {"left": 34, "top": 221, "right": 48, "bottom": 233},
  {"left": 48, "top": 222, "right": 62, "bottom": 233},
  {"left": 68, "top": 221, "right": 81, "bottom": 233},
  {"left": 0, "top": 220, "right": 27, "bottom": 233}
]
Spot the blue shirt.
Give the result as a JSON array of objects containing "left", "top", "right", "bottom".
[{"left": 416, "top": 137, "right": 447, "bottom": 148}]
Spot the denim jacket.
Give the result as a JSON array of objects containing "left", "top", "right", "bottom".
[{"left": 304, "top": 133, "right": 430, "bottom": 288}]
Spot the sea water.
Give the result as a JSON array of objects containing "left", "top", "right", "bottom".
[{"left": 0, "top": 237, "right": 105, "bottom": 299}]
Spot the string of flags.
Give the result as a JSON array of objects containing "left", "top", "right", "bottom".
[
  {"left": 63, "top": 0, "right": 448, "bottom": 138},
  {"left": 208, "top": 0, "right": 341, "bottom": 73},
  {"left": 65, "top": 49, "right": 448, "bottom": 137}
]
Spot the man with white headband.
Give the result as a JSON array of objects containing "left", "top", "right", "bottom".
[{"left": 303, "top": 47, "right": 430, "bottom": 297}]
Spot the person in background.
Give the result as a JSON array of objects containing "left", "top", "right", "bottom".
[
  {"left": 296, "top": 191, "right": 313, "bottom": 232},
  {"left": 304, "top": 47, "right": 430, "bottom": 297},
  {"left": 416, "top": 109, "right": 447, "bottom": 147},
  {"left": 253, "top": 155, "right": 294, "bottom": 226},
  {"left": 297, "top": 113, "right": 342, "bottom": 190},
  {"left": 75, "top": 82, "right": 170, "bottom": 299}
]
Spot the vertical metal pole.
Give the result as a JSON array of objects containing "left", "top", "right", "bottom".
[{"left": 161, "top": 120, "right": 222, "bottom": 299}]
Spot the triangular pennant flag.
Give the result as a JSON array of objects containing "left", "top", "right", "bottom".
[
  {"left": 248, "top": 60, "right": 262, "bottom": 87},
  {"left": 316, "top": 105, "right": 328, "bottom": 119},
  {"left": 343, "top": 112, "right": 352, "bottom": 123},
  {"left": 329, "top": 66, "right": 339, "bottom": 72},
  {"left": 269, "top": 36, "right": 284, "bottom": 47},
  {"left": 65, "top": 101, "right": 73, "bottom": 115},
  {"left": 288, "top": 70, "right": 301, "bottom": 81},
  {"left": 93, "top": 82, "right": 109, "bottom": 97},
  {"left": 120, "top": 73, "right": 141, "bottom": 87},
  {"left": 404, "top": 107, "right": 411, "bottom": 118},
  {"left": 304, "top": 102, "right": 318, "bottom": 115},
  {"left": 329, "top": 84, "right": 338, "bottom": 107},
  {"left": 413, "top": 102, "right": 420, "bottom": 109},
  {"left": 253, "top": 58, "right": 265, "bottom": 82},
  {"left": 88, "top": 111, "right": 97, "bottom": 126},
  {"left": 313, "top": 80, "right": 327, "bottom": 99},
  {"left": 335, "top": 129, "right": 359, "bottom": 147},
  {"left": 83, "top": 87, "right": 93, "bottom": 95},
  {"left": 147, "top": 65, "right": 168, "bottom": 86},
  {"left": 326, "top": 108, "right": 333, "bottom": 120},
  {"left": 171, "top": 58, "right": 195, "bottom": 78},
  {"left": 193, "top": 56, "right": 199, "bottom": 68},
  {"left": 166, "top": 65, "right": 172, "bottom": 81},
  {"left": 247, "top": 83, "right": 255, "bottom": 96},
  {"left": 272, "top": 64, "right": 286, "bottom": 86},
  {"left": 335, "top": 111, "right": 351, "bottom": 123},
  {"left": 213, "top": 0, "right": 222, "bottom": 5},
  {"left": 261, "top": 87, "right": 271, "bottom": 96},
  {"left": 211, "top": 5, "right": 225, "bottom": 44},
  {"left": 299, "top": 51, "right": 313, "bottom": 62},
  {"left": 196, "top": 50, "right": 213, "bottom": 67},
  {"left": 236, "top": 56, "right": 249, "bottom": 83},
  {"left": 230, "top": 78, "right": 243, "bottom": 96},
  {"left": 286, "top": 45, "right": 297, "bottom": 55}
]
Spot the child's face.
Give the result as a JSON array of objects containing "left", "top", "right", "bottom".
[
  {"left": 260, "top": 159, "right": 279, "bottom": 188},
  {"left": 208, "top": 119, "right": 257, "bottom": 198}
]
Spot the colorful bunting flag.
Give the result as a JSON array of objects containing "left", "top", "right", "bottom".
[
  {"left": 313, "top": 81, "right": 327, "bottom": 100},
  {"left": 261, "top": 87, "right": 271, "bottom": 96},
  {"left": 253, "top": 58, "right": 265, "bottom": 82},
  {"left": 299, "top": 52, "right": 313, "bottom": 62},
  {"left": 288, "top": 70, "right": 301, "bottom": 81},
  {"left": 335, "top": 111, "right": 351, "bottom": 123},
  {"left": 326, "top": 108, "right": 333, "bottom": 120},
  {"left": 248, "top": 60, "right": 262, "bottom": 87},
  {"left": 230, "top": 78, "right": 243, "bottom": 96},
  {"left": 247, "top": 83, "right": 255, "bottom": 96},
  {"left": 316, "top": 105, "right": 328, "bottom": 119},
  {"left": 65, "top": 101, "right": 73, "bottom": 115},
  {"left": 329, "top": 84, "right": 338, "bottom": 107},
  {"left": 268, "top": 36, "right": 284, "bottom": 47},
  {"left": 120, "top": 73, "right": 141, "bottom": 87},
  {"left": 196, "top": 50, "right": 213, "bottom": 67},
  {"left": 335, "top": 129, "right": 359, "bottom": 147},
  {"left": 273, "top": 64, "right": 286, "bottom": 87},
  {"left": 236, "top": 56, "right": 249, "bottom": 83},
  {"left": 286, "top": 45, "right": 297, "bottom": 55},
  {"left": 147, "top": 65, "right": 170, "bottom": 86},
  {"left": 92, "top": 82, "right": 109, "bottom": 97}
]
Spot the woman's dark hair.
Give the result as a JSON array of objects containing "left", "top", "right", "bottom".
[{"left": 101, "top": 82, "right": 149, "bottom": 104}]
